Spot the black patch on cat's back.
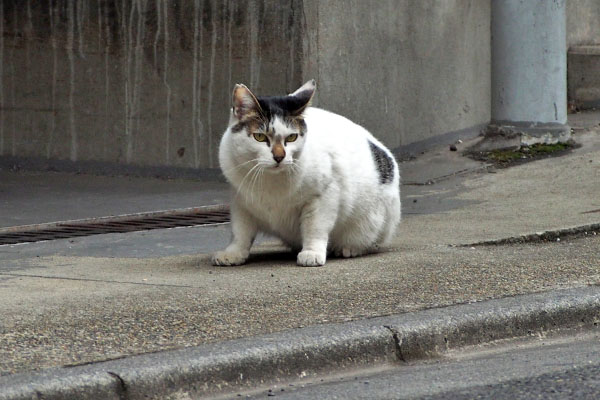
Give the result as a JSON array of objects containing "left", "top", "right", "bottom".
[{"left": 368, "top": 140, "right": 395, "bottom": 184}]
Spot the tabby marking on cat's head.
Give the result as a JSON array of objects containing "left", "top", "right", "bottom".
[{"left": 229, "top": 80, "right": 315, "bottom": 171}]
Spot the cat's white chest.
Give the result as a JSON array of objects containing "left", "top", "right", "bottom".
[{"left": 237, "top": 181, "right": 303, "bottom": 243}]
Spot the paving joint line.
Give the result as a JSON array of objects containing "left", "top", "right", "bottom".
[
  {"left": 0, "top": 272, "right": 199, "bottom": 289},
  {"left": 402, "top": 165, "right": 490, "bottom": 186}
]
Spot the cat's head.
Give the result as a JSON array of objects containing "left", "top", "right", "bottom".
[{"left": 226, "top": 80, "right": 316, "bottom": 173}]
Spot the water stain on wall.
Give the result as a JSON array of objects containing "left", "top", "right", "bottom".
[{"left": 0, "top": 0, "right": 305, "bottom": 169}]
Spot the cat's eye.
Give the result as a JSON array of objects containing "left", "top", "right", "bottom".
[
  {"left": 253, "top": 132, "right": 268, "bottom": 143},
  {"left": 286, "top": 134, "right": 298, "bottom": 143}
]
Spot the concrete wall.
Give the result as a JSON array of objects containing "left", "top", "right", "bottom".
[
  {"left": 0, "top": 0, "right": 492, "bottom": 173},
  {"left": 3, "top": 1, "right": 595, "bottom": 174},
  {"left": 566, "top": 1, "right": 600, "bottom": 111},
  {"left": 0, "top": 0, "right": 304, "bottom": 171},
  {"left": 567, "top": 0, "right": 600, "bottom": 47},
  {"left": 306, "top": 0, "right": 491, "bottom": 151}
]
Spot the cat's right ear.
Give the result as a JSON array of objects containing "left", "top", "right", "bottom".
[{"left": 232, "top": 84, "right": 262, "bottom": 120}]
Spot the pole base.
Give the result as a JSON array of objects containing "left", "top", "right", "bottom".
[{"left": 471, "top": 121, "right": 572, "bottom": 152}]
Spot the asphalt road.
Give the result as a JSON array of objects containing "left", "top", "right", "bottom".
[{"left": 235, "top": 332, "right": 600, "bottom": 399}]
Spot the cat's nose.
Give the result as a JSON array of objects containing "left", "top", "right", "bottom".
[{"left": 272, "top": 143, "right": 286, "bottom": 164}]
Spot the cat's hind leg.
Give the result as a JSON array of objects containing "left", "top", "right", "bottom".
[
  {"left": 331, "top": 209, "right": 384, "bottom": 258},
  {"left": 330, "top": 243, "right": 376, "bottom": 258},
  {"left": 341, "top": 246, "right": 373, "bottom": 258}
]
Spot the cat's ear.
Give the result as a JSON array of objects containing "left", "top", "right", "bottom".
[
  {"left": 232, "top": 84, "right": 262, "bottom": 120},
  {"left": 289, "top": 79, "right": 316, "bottom": 115}
]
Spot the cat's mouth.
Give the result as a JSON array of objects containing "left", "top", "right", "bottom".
[{"left": 268, "top": 162, "right": 290, "bottom": 172}]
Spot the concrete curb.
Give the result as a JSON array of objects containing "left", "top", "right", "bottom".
[
  {"left": 464, "top": 223, "right": 600, "bottom": 247},
  {"left": 1, "top": 286, "right": 599, "bottom": 399}
]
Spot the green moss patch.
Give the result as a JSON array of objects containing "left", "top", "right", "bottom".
[{"left": 469, "top": 142, "right": 576, "bottom": 168}]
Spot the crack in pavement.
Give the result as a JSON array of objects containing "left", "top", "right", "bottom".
[
  {"left": 384, "top": 326, "right": 407, "bottom": 363},
  {"left": 107, "top": 371, "right": 129, "bottom": 400}
]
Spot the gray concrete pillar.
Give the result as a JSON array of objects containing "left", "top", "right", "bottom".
[{"left": 486, "top": 0, "right": 570, "bottom": 147}]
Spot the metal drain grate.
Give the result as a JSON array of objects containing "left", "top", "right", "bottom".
[{"left": 0, "top": 205, "right": 230, "bottom": 245}]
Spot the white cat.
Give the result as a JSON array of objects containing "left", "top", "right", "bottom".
[{"left": 212, "top": 80, "right": 400, "bottom": 267}]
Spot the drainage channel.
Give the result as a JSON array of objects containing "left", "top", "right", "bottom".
[{"left": 0, "top": 204, "right": 230, "bottom": 245}]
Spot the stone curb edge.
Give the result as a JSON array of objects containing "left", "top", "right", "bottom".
[
  {"left": 463, "top": 222, "right": 600, "bottom": 247},
  {"left": 1, "top": 285, "right": 599, "bottom": 399}
]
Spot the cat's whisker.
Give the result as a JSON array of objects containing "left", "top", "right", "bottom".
[
  {"left": 246, "top": 169, "right": 262, "bottom": 203},
  {"left": 235, "top": 162, "right": 263, "bottom": 200},
  {"left": 222, "top": 158, "right": 261, "bottom": 174},
  {"left": 257, "top": 165, "right": 266, "bottom": 199},
  {"left": 247, "top": 161, "right": 269, "bottom": 203},
  {"left": 285, "top": 165, "right": 293, "bottom": 199},
  {"left": 290, "top": 162, "right": 300, "bottom": 176},
  {"left": 260, "top": 167, "right": 266, "bottom": 194},
  {"left": 248, "top": 163, "right": 264, "bottom": 203},
  {"left": 287, "top": 162, "right": 299, "bottom": 193}
]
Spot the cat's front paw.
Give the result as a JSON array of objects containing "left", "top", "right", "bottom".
[
  {"left": 297, "top": 250, "right": 326, "bottom": 267},
  {"left": 212, "top": 250, "right": 248, "bottom": 266}
]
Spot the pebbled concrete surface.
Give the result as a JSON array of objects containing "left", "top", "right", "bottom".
[
  {"left": 0, "top": 112, "right": 599, "bottom": 379},
  {"left": 1, "top": 235, "right": 599, "bottom": 376}
]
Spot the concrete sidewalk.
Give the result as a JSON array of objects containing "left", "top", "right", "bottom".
[{"left": 0, "top": 113, "right": 599, "bottom": 394}]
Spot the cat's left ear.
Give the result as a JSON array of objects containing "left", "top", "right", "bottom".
[{"left": 289, "top": 79, "right": 316, "bottom": 115}]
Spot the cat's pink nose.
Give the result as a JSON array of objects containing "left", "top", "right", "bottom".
[{"left": 272, "top": 143, "right": 286, "bottom": 164}]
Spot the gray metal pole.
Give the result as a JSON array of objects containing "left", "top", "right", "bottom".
[{"left": 486, "top": 0, "right": 570, "bottom": 147}]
